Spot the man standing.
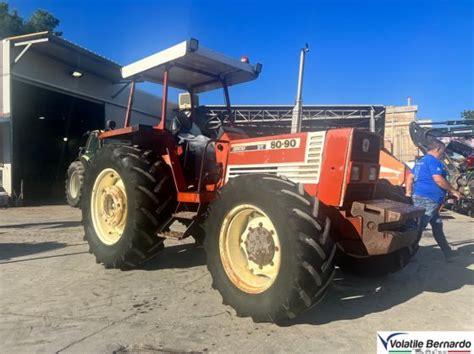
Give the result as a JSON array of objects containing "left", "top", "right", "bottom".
[{"left": 406, "top": 139, "right": 462, "bottom": 260}]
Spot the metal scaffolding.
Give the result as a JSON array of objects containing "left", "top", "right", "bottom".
[{"left": 202, "top": 105, "right": 386, "bottom": 136}]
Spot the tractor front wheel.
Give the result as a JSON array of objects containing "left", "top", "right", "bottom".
[
  {"left": 66, "top": 160, "right": 86, "bottom": 207},
  {"left": 205, "top": 174, "right": 336, "bottom": 322},
  {"left": 82, "top": 144, "right": 176, "bottom": 269}
]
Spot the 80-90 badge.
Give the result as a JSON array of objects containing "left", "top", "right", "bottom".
[{"left": 231, "top": 138, "right": 301, "bottom": 152}]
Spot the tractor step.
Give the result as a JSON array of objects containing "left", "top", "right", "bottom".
[
  {"left": 172, "top": 211, "right": 197, "bottom": 220},
  {"left": 159, "top": 230, "right": 185, "bottom": 239}
]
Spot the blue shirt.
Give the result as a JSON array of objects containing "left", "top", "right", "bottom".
[{"left": 413, "top": 154, "right": 447, "bottom": 204}]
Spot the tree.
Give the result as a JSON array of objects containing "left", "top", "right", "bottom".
[
  {"left": 461, "top": 110, "right": 474, "bottom": 120},
  {"left": 0, "top": 2, "right": 23, "bottom": 39},
  {"left": 24, "top": 9, "right": 61, "bottom": 36},
  {"left": 0, "top": 2, "right": 61, "bottom": 39}
]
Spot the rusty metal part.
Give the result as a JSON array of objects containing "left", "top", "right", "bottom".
[
  {"left": 102, "top": 186, "right": 126, "bottom": 227},
  {"left": 172, "top": 211, "right": 197, "bottom": 220},
  {"left": 159, "top": 230, "right": 185, "bottom": 239},
  {"left": 245, "top": 225, "right": 276, "bottom": 267},
  {"left": 347, "top": 199, "right": 425, "bottom": 255}
]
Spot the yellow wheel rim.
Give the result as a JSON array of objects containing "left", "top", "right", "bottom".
[
  {"left": 91, "top": 168, "right": 128, "bottom": 245},
  {"left": 69, "top": 170, "right": 80, "bottom": 199},
  {"left": 219, "top": 204, "right": 281, "bottom": 294}
]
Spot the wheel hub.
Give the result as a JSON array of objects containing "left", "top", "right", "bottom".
[
  {"left": 102, "top": 186, "right": 126, "bottom": 227},
  {"left": 243, "top": 223, "right": 276, "bottom": 267},
  {"left": 219, "top": 204, "right": 281, "bottom": 294}
]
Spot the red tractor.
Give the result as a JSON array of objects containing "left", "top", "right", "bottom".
[{"left": 81, "top": 39, "right": 424, "bottom": 322}]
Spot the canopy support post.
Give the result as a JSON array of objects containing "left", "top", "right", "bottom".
[
  {"left": 222, "top": 80, "right": 232, "bottom": 125},
  {"left": 157, "top": 68, "right": 169, "bottom": 131},
  {"left": 124, "top": 80, "right": 136, "bottom": 128}
]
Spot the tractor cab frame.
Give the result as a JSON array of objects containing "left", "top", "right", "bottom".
[{"left": 100, "top": 38, "right": 262, "bottom": 204}]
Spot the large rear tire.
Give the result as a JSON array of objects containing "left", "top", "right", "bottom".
[
  {"left": 66, "top": 160, "right": 86, "bottom": 207},
  {"left": 205, "top": 174, "right": 336, "bottom": 323},
  {"left": 82, "top": 145, "right": 176, "bottom": 269}
]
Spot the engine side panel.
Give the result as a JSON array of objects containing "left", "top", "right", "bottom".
[
  {"left": 316, "top": 128, "right": 352, "bottom": 206},
  {"left": 226, "top": 132, "right": 326, "bottom": 192}
]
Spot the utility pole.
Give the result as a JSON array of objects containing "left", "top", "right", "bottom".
[
  {"left": 291, "top": 44, "right": 309, "bottom": 133},
  {"left": 370, "top": 106, "right": 375, "bottom": 133}
]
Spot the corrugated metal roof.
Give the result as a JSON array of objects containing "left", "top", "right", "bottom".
[{"left": 5, "top": 32, "right": 123, "bottom": 82}]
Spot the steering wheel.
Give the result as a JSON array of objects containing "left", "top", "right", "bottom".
[
  {"left": 174, "top": 110, "right": 193, "bottom": 132},
  {"left": 205, "top": 114, "right": 223, "bottom": 132}
]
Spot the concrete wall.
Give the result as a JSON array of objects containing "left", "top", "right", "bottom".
[
  {"left": 0, "top": 40, "right": 12, "bottom": 194},
  {"left": 384, "top": 104, "right": 419, "bottom": 163}
]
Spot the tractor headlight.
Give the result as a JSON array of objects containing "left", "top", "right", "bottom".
[
  {"left": 350, "top": 165, "right": 361, "bottom": 181},
  {"left": 368, "top": 166, "right": 378, "bottom": 181}
]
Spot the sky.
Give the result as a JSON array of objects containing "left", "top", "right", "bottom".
[{"left": 9, "top": 0, "right": 474, "bottom": 120}]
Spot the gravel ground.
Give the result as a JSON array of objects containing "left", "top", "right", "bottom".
[{"left": 0, "top": 205, "right": 473, "bottom": 353}]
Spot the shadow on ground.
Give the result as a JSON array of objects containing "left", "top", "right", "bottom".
[
  {"left": 0, "top": 241, "right": 69, "bottom": 261},
  {"left": 282, "top": 240, "right": 474, "bottom": 326},
  {"left": 138, "top": 238, "right": 474, "bottom": 327},
  {"left": 140, "top": 243, "right": 207, "bottom": 270},
  {"left": 0, "top": 221, "right": 82, "bottom": 230}
]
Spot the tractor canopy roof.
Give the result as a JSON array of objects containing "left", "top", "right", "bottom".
[{"left": 121, "top": 38, "right": 262, "bottom": 93}]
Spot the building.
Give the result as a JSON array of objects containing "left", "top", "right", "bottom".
[
  {"left": 0, "top": 32, "right": 167, "bottom": 203},
  {"left": 384, "top": 98, "right": 419, "bottom": 163}
]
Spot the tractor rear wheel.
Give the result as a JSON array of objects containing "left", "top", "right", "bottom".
[
  {"left": 205, "top": 174, "right": 336, "bottom": 323},
  {"left": 66, "top": 160, "right": 86, "bottom": 207},
  {"left": 82, "top": 144, "right": 176, "bottom": 269}
]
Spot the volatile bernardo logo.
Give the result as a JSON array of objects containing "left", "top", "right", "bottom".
[{"left": 377, "top": 331, "right": 474, "bottom": 354}]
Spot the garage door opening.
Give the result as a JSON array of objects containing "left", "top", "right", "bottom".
[{"left": 11, "top": 80, "right": 104, "bottom": 204}]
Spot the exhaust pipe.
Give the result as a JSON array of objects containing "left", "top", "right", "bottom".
[{"left": 291, "top": 44, "right": 309, "bottom": 134}]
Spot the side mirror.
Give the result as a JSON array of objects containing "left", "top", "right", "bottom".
[{"left": 106, "top": 120, "right": 116, "bottom": 130}]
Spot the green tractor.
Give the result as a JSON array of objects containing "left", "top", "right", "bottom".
[{"left": 65, "top": 130, "right": 102, "bottom": 207}]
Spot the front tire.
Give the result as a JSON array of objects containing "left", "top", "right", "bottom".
[
  {"left": 205, "top": 174, "right": 336, "bottom": 322},
  {"left": 66, "top": 160, "right": 86, "bottom": 207},
  {"left": 82, "top": 145, "right": 176, "bottom": 269}
]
